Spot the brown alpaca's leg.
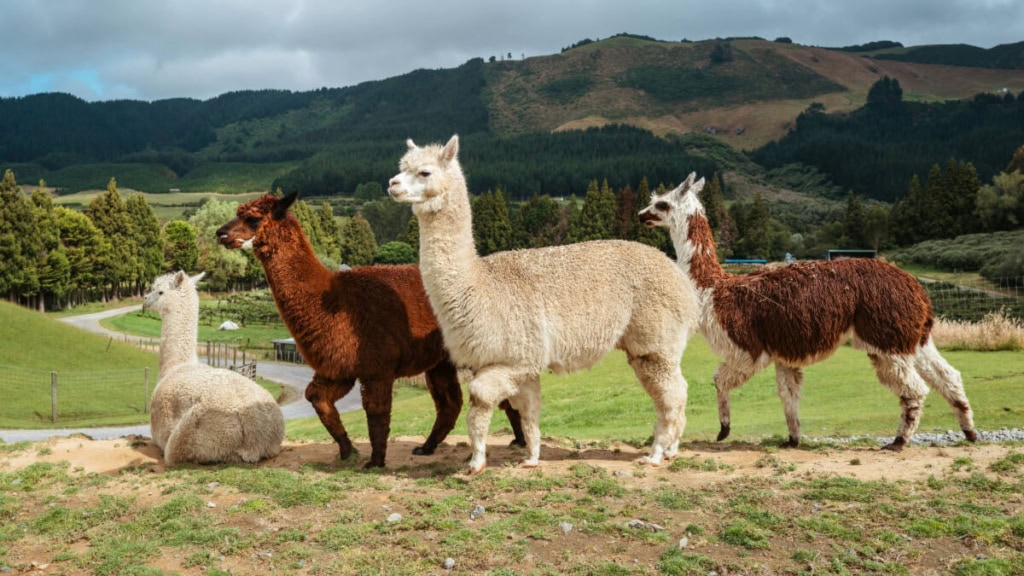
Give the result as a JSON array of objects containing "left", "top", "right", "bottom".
[
  {"left": 714, "top": 361, "right": 758, "bottom": 442},
  {"left": 775, "top": 364, "right": 803, "bottom": 447},
  {"left": 416, "top": 359, "right": 463, "bottom": 455},
  {"left": 499, "top": 400, "right": 527, "bottom": 448},
  {"left": 913, "top": 339, "right": 977, "bottom": 442},
  {"left": 361, "top": 379, "right": 394, "bottom": 469},
  {"left": 305, "top": 376, "right": 357, "bottom": 461}
]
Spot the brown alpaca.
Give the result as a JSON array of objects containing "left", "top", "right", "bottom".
[
  {"left": 216, "top": 192, "right": 523, "bottom": 467},
  {"left": 638, "top": 173, "right": 977, "bottom": 450}
]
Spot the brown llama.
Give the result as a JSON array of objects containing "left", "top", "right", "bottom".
[
  {"left": 638, "top": 172, "right": 977, "bottom": 450},
  {"left": 216, "top": 192, "right": 523, "bottom": 468}
]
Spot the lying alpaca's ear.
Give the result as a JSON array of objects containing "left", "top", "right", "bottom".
[
  {"left": 441, "top": 134, "right": 459, "bottom": 164},
  {"left": 190, "top": 272, "right": 206, "bottom": 285},
  {"left": 406, "top": 138, "right": 417, "bottom": 150},
  {"left": 274, "top": 190, "right": 300, "bottom": 219}
]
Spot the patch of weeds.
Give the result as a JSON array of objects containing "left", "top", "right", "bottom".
[
  {"left": 317, "top": 519, "right": 374, "bottom": 551},
  {"left": 754, "top": 454, "right": 796, "bottom": 474},
  {"left": 719, "top": 520, "right": 771, "bottom": 549},
  {"left": 489, "top": 473, "right": 566, "bottom": 492},
  {"left": 951, "top": 456, "right": 976, "bottom": 472},
  {"left": 75, "top": 537, "right": 160, "bottom": 575},
  {"left": 36, "top": 447, "right": 52, "bottom": 456},
  {"left": 946, "top": 514, "right": 1010, "bottom": 543},
  {"left": 31, "top": 494, "right": 133, "bottom": 544},
  {"left": 990, "top": 452, "right": 1024, "bottom": 475},
  {"left": 792, "top": 548, "right": 818, "bottom": 563},
  {"left": 657, "top": 549, "right": 717, "bottom": 575},
  {"left": 569, "top": 560, "right": 636, "bottom": 575},
  {"left": 541, "top": 492, "right": 573, "bottom": 504},
  {"left": 0, "top": 462, "right": 71, "bottom": 492},
  {"left": 800, "top": 476, "right": 884, "bottom": 503},
  {"left": 183, "top": 549, "right": 220, "bottom": 568},
  {"left": 204, "top": 467, "right": 352, "bottom": 507},
  {"left": 952, "top": 556, "right": 1018, "bottom": 576},
  {"left": 668, "top": 456, "right": 732, "bottom": 473},
  {"left": 849, "top": 457, "right": 862, "bottom": 466},
  {"left": 731, "top": 503, "right": 782, "bottom": 530},
  {"left": 0, "top": 494, "right": 20, "bottom": 523},
  {"left": 906, "top": 517, "right": 947, "bottom": 538},
  {"left": 874, "top": 530, "right": 904, "bottom": 545},
  {"left": 0, "top": 441, "right": 31, "bottom": 454},
  {"left": 275, "top": 527, "right": 307, "bottom": 544},
  {"left": 927, "top": 475, "right": 947, "bottom": 490},
  {"left": 795, "top": 513, "right": 862, "bottom": 542},
  {"left": 231, "top": 497, "right": 273, "bottom": 514},
  {"left": 586, "top": 477, "right": 625, "bottom": 498},
  {"left": 684, "top": 523, "right": 704, "bottom": 536},
  {"left": 960, "top": 473, "right": 1015, "bottom": 493},
  {"left": 651, "top": 487, "right": 701, "bottom": 511}
]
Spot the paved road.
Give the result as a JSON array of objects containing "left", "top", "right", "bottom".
[{"left": 0, "top": 305, "right": 362, "bottom": 443}]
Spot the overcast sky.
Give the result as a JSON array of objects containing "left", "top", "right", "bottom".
[{"left": 2, "top": 0, "right": 1021, "bottom": 102}]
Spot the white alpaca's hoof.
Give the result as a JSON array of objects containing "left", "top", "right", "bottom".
[
  {"left": 467, "top": 463, "right": 487, "bottom": 476},
  {"left": 520, "top": 458, "right": 539, "bottom": 469}
]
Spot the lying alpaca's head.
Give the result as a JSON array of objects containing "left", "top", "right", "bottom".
[
  {"left": 144, "top": 271, "right": 206, "bottom": 317},
  {"left": 638, "top": 172, "right": 705, "bottom": 233},
  {"left": 388, "top": 135, "right": 464, "bottom": 215},
  {"left": 217, "top": 191, "right": 299, "bottom": 251}
]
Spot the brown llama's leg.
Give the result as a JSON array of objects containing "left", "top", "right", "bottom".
[
  {"left": 415, "top": 359, "right": 463, "bottom": 456},
  {"left": 499, "top": 400, "right": 527, "bottom": 448},
  {"left": 714, "top": 361, "right": 759, "bottom": 442},
  {"left": 913, "top": 339, "right": 977, "bottom": 442},
  {"left": 360, "top": 379, "right": 394, "bottom": 468},
  {"left": 775, "top": 364, "right": 803, "bottom": 447},
  {"left": 868, "top": 353, "right": 928, "bottom": 451},
  {"left": 305, "top": 375, "right": 357, "bottom": 462}
]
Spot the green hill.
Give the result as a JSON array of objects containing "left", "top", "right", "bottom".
[{"left": 0, "top": 300, "right": 157, "bottom": 372}]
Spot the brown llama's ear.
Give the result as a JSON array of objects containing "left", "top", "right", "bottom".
[
  {"left": 274, "top": 190, "right": 300, "bottom": 219},
  {"left": 441, "top": 134, "right": 459, "bottom": 164},
  {"left": 406, "top": 138, "right": 417, "bottom": 150}
]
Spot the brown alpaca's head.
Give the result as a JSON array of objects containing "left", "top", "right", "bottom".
[
  {"left": 637, "top": 172, "right": 705, "bottom": 233},
  {"left": 217, "top": 191, "right": 299, "bottom": 250},
  {"left": 388, "top": 135, "right": 463, "bottom": 215}
]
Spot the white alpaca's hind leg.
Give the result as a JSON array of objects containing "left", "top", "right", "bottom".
[
  {"left": 508, "top": 374, "right": 542, "bottom": 468},
  {"left": 775, "top": 364, "right": 804, "bottom": 447},
  {"left": 914, "top": 338, "right": 976, "bottom": 442},
  {"left": 465, "top": 365, "right": 522, "bottom": 475},
  {"left": 714, "top": 359, "right": 759, "bottom": 442},
  {"left": 630, "top": 352, "right": 689, "bottom": 466},
  {"left": 868, "top": 352, "right": 929, "bottom": 450}
]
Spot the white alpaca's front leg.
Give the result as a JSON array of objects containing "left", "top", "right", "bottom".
[{"left": 466, "top": 366, "right": 521, "bottom": 475}]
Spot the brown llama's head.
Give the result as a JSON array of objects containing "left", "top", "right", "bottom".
[
  {"left": 216, "top": 191, "right": 299, "bottom": 250},
  {"left": 638, "top": 171, "right": 705, "bottom": 232},
  {"left": 387, "top": 135, "right": 466, "bottom": 216}
]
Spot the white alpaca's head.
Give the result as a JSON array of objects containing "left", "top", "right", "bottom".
[
  {"left": 637, "top": 172, "right": 706, "bottom": 234},
  {"left": 388, "top": 135, "right": 462, "bottom": 215},
  {"left": 144, "top": 271, "right": 205, "bottom": 317}
]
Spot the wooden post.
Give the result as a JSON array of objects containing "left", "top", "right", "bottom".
[
  {"left": 144, "top": 367, "right": 149, "bottom": 414},
  {"left": 51, "top": 371, "right": 57, "bottom": 423}
]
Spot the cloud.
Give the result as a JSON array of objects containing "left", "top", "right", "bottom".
[{"left": 0, "top": 0, "right": 1020, "bottom": 102}]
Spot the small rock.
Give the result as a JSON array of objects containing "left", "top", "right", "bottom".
[
  {"left": 613, "top": 470, "right": 632, "bottom": 478},
  {"left": 443, "top": 557, "right": 456, "bottom": 570},
  {"left": 470, "top": 504, "right": 486, "bottom": 520},
  {"left": 812, "top": 503, "right": 823, "bottom": 511},
  {"left": 207, "top": 482, "right": 220, "bottom": 489},
  {"left": 386, "top": 512, "right": 402, "bottom": 523},
  {"left": 382, "top": 505, "right": 391, "bottom": 511},
  {"left": 678, "top": 536, "right": 689, "bottom": 549},
  {"left": 10, "top": 478, "right": 21, "bottom": 486},
  {"left": 560, "top": 521, "right": 574, "bottom": 534},
  {"left": 626, "top": 519, "right": 664, "bottom": 532},
  {"left": 207, "top": 502, "right": 216, "bottom": 508},
  {"left": 627, "top": 519, "right": 646, "bottom": 530}
]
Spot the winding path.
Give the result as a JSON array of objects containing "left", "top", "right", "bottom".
[{"left": 0, "top": 305, "right": 362, "bottom": 443}]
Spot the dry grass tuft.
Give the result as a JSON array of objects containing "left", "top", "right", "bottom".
[{"left": 933, "top": 310, "right": 1024, "bottom": 351}]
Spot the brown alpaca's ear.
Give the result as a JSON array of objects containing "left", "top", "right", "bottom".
[
  {"left": 441, "top": 134, "right": 459, "bottom": 164},
  {"left": 274, "top": 190, "right": 300, "bottom": 219}
]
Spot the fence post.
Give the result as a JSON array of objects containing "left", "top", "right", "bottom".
[
  {"left": 51, "top": 371, "right": 57, "bottom": 423},
  {"left": 144, "top": 367, "right": 149, "bottom": 414}
]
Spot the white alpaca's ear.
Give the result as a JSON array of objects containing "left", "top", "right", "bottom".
[
  {"left": 190, "top": 272, "right": 206, "bottom": 285},
  {"left": 406, "top": 138, "right": 417, "bottom": 150},
  {"left": 441, "top": 135, "right": 459, "bottom": 164},
  {"left": 173, "top": 270, "right": 188, "bottom": 288}
]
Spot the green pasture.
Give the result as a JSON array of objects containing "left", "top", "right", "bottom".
[
  {"left": 53, "top": 188, "right": 266, "bottom": 222},
  {"left": 100, "top": 305, "right": 290, "bottom": 347},
  {"left": 287, "top": 336, "right": 1024, "bottom": 447}
]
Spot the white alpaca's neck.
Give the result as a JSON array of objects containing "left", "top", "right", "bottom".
[
  {"left": 158, "top": 306, "right": 199, "bottom": 378},
  {"left": 415, "top": 168, "right": 482, "bottom": 315},
  {"left": 668, "top": 214, "right": 729, "bottom": 333}
]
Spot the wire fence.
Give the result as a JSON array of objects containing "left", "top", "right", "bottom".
[
  {"left": 0, "top": 364, "right": 153, "bottom": 425},
  {"left": 922, "top": 276, "right": 1024, "bottom": 322}
]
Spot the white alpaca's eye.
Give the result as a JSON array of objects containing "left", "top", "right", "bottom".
[{"left": 418, "top": 170, "right": 431, "bottom": 178}]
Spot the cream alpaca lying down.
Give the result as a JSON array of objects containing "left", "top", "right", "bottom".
[{"left": 144, "top": 271, "right": 284, "bottom": 465}]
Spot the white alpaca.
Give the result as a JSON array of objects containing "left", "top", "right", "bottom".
[
  {"left": 638, "top": 173, "right": 976, "bottom": 449},
  {"left": 144, "top": 271, "right": 285, "bottom": 465},
  {"left": 388, "top": 135, "right": 698, "bottom": 474}
]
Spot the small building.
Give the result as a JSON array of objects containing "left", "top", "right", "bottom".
[
  {"left": 272, "top": 338, "right": 304, "bottom": 363},
  {"left": 825, "top": 249, "right": 876, "bottom": 261}
]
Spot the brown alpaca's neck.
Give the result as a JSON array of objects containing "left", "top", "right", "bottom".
[
  {"left": 254, "top": 219, "right": 334, "bottom": 331},
  {"left": 674, "top": 214, "right": 729, "bottom": 290},
  {"left": 159, "top": 306, "right": 199, "bottom": 379}
]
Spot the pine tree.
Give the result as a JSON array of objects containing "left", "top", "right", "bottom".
[
  {"left": 864, "top": 204, "right": 890, "bottom": 251},
  {"left": 568, "top": 179, "right": 617, "bottom": 242},
  {"left": 518, "top": 192, "right": 564, "bottom": 248},
  {"left": 1005, "top": 144, "right": 1024, "bottom": 175},
  {"left": 945, "top": 159, "right": 980, "bottom": 236},
  {"left": 699, "top": 172, "right": 737, "bottom": 258},
  {"left": 86, "top": 178, "right": 136, "bottom": 300},
  {"left": 919, "top": 164, "right": 954, "bottom": 241},
  {"left": 55, "top": 206, "right": 104, "bottom": 307},
  {"left": 613, "top": 184, "right": 637, "bottom": 240},
  {"left": 291, "top": 199, "right": 325, "bottom": 256},
  {"left": 403, "top": 216, "right": 419, "bottom": 255},
  {"left": 125, "top": 194, "right": 163, "bottom": 295},
  {"left": 163, "top": 220, "right": 199, "bottom": 272},
  {"left": 890, "top": 174, "right": 923, "bottom": 245},
  {"left": 841, "top": 191, "right": 867, "bottom": 248},
  {"left": 31, "top": 188, "right": 69, "bottom": 311},
  {"left": 0, "top": 170, "right": 41, "bottom": 303},
  {"left": 318, "top": 202, "right": 341, "bottom": 261},
  {"left": 340, "top": 213, "right": 377, "bottom": 267},
  {"left": 741, "top": 192, "right": 771, "bottom": 259},
  {"left": 472, "top": 188, "right": 514, "bottom": 255}
]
